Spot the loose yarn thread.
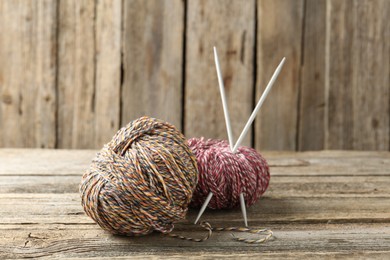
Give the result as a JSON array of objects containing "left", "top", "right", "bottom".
[
  {"left": 80, "top": 116, "right": 198, "bottom": 236},
  {"left": 166, "top": 222, "right": 273, "bottom": 244},
  {"left": 188, "top": 137, "right": 270, "bottom": 209}
]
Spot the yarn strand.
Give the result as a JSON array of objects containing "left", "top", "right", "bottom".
[
  {"left": 166, "top": 222, "right": 273, "bottom": 244},
  {"left": 229, "top": 227, "right": 273, "bottom": 244},
  {"left": 165, "top": 222, "right": 212, "bottom": 242}
]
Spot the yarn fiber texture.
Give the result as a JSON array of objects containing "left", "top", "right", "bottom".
[
  {"left": 80, "top": 116, "right": 198, "bottom": 236},
  {"left": 188, "top": 138, "right": 270, "bottom": 209}
]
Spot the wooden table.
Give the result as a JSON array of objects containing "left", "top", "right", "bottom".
[{"left": 1, "top": 149, "right": 389, "bottom": 259}]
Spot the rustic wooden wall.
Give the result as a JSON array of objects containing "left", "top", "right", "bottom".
[{"left": 0, "top": 0, "right": 388, "bottom": 151}]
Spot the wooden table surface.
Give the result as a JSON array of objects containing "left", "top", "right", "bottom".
[{"left": 0, "top": 149, "right": 389, "bottom": 259}]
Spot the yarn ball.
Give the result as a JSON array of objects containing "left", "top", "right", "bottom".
[
  {"left": 80, "top": 116, "right": 198, "bottom": 236},
  {"left": 188, "top": 138, "right": 270, "bottom": 209}
]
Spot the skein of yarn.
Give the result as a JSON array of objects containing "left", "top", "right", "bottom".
[
  {"left": 80, "top": 116, "right": 198, "bottom": 236},
  {"left": 188, "top": 137, "right": 270, "bottom": 209}
]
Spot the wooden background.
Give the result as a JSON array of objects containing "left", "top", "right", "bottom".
[{"left": 0, "top": 0, "right": 388, "bottom": 151}]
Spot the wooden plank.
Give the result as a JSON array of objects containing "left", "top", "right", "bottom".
[
  {"left": 57, "top": 0, "right": 95, "bottom": 148},
  {"left": 93, "top": 0, "right": 122, "bottom": 146},
  {"left": 1, "top": 149, "right": 389, "bottom": 176},
  {"left": 326, "top": 0, "right": 390, "bottom": 150},
  {"left": 0, "top": 223, "right": 389, "bottom": 259},
  {"left": 264, "top": 150, "right": 390, "bottom": 159},
  {"left": 350, "top": 0, "right": 390, "bottom": 150},
  {"left": 298, "top": 0, "right": 326, "bottom": 151},
  {"left": 270, "top": 165, "right": 390, "bottom": 176},
  {"left": 255, "top": 0, "right": 304, "bottom": 151},
  {"left": 0, "top": 176, "right": 80, "bottom": 194},
  {"left": 57, "top": 0, "right": 121, "bottom": 149},
  {"left": 266, "top": 151, "right": 390, "bottom": 176},
  {"left": 2, "top": 175, "right": 390, "bottom": 198},
  {"left": 0, "top": 193, "right": 389, "bottom": 225},
  {"left": 0, "top": 0, "right": 57, "bottom": 148},
  {"left": 0, "top": 149, "right": 97, "bottom": 176},
  {"left": 267, "top": 175, "right": 390, "bottom": 197},
  {"left": 185, "top": 0, "right": 255, "bottom": 146},
  {"left": 121, "top": 0, "right": 184, "bottom": 129},
  {"left": 2, "top": 252, "right": 386, "bottom": 260}
]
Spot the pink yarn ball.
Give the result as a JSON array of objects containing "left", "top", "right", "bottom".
[{"left": 188, "top": 138, "right": 270, "bottom": 209}]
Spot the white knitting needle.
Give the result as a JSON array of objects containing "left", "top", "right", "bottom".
[
  {"left": 232, "top": 57, "right": 286, "bottom": 153},
  {"left": 214, "top": 46, "right": 234, "bottom": 150},
  {"left": 240, "top": 193, "right": 248, "bottom": 227},
  {"left": 194, "top": 192, "right": 213, "bottom": 225},
  {"left": 195, "top": 47, "right": 245, "bottom": 225},
  {"left": 213, "top": 47, "right": 248, "bottom": 226},
  {"left": 195, "top": 47, "right": 236, "bottom": 224},
  {"left": 233, "top": 58, "right": 285, "bottom": 227}
]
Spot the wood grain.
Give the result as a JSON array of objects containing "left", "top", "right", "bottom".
[
  {"left": 0, "top": 149, "right": 389, "bottom": 258},
  {"left": 0, "top": 0, "right": 389, "bottom": 151},
  {"left": 185, "top": 0, "right": 255, "bottom": 146},
  {"left": 255, "top": 0, "right": 304, "bottom": 151},
  {"left": 1, "top": 193, "right": 389, "bottom": 225},
  {"left": 57, "top": 0, "right": 95, "bottom": 148},
  {"left": 2, "top": 175, "right": 390, "bottom": 197},
  {"left": 1, "top": 224, "right": 389, "bottom": 259},
  {"left": 298, "top": 0, "right": 326, "bottom": 151},
  {"left": 57, "top": 0, "right": 121, "bottom": 149},
  {"left": 93, "top": 0, "right": 122, "bottom": 146},
  {"left": 121, "top": 0, "right": 184, "bottom": 129},
  {"left": 0, "top": 0, "right": 57, "bottom": 148},
  {"left": 0, "top": 149, "right": 96, "bottom": 176},
  {"left": 325, "top": 0, "right": 390, "bottom": 150},
  {"left": 1, "top": 149, "right": 389, "bottom": 176}
]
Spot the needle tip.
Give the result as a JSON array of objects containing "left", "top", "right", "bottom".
[
  {"left": 239, "top": 193, "right": 248, "bottom": 227},
  {"left": 194, "top": 193, "right": 214, "bottom": 225}
]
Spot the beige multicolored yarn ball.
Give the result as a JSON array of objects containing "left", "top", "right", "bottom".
[{"left": 80, "top": 116, "right": 198, "bottom": 236}]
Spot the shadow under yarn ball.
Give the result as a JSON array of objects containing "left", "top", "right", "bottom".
[
  {"left": 80, "top": 116, "right": 198, "bottom": 236},
  {"left": 188, "top": 138, "right": 270, "bottom": 209}
]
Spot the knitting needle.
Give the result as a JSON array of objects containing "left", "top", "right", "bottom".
[
  {"left": 213, "top": 46, "right": 249, "bottom": 226},
  {"left": 214, "top": 46, "right": 234, "bottom": 151},
  {"left": 240, "top": 193, "right": 248, "bottom": 227},
  {"left": 233, "top": 57, "right": 285, "bottom": 226},
  {"left": 194, "top": 192, "right": 213, "bottom": 224},
  {"left": 196, "top": 47, "right": 250, "bottom": 226},
  {"left": 232, "top": 57, "right": 286, "bottom": 153},
  {"left": 195, "top": 47, "right": 235, "bottom": 224}
]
